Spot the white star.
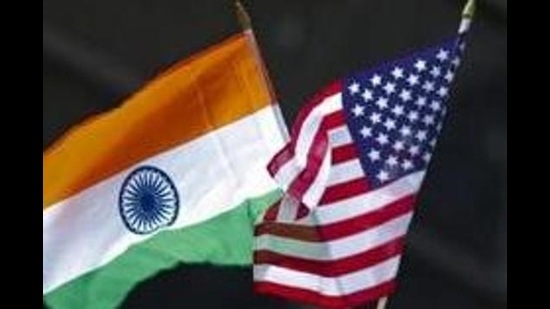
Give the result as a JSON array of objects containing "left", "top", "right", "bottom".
[
  {"left": 352, "top": 104, "right": 365, "bottom": 117},
  {"left": 409, "top": 145, "right": 420, "bottom": 156},
  {"left": 429, "top": 138, "right": 437, "bottom": 147},
  {"left": 459, "top": 42, "right": 466, "bottom": 51},
  {"left": 452, "top": 57, "right": 461, "bottom": 67},
  {"left": 393, "top": 140, "right": 405, "bottom": 151},
  {"left": 348, "top": 82, "right": 360, "bottom": 95},
  {"left": 436, "top": 49, "right": 449, "bottom": 61},
  {"left": 383, "top": 82, "right": 396, "bottom": 95},
  {"left": 368, "top": 149, "right": 380, "bottom": 161},
  {"left": 360, "top": 126, "right": 372, "bottom": 138},
  {"left": 407, "top": 110, "right": 419, "bottom": 122},
  {"left": 399, "top": 89, "right": 412, "bottom": 102},
  {"left": 423, "top": 152, "right": 432, "bottom": 163},
  {"left": 400, "top": 125, "right": 412, "bottom": 137},
  {"left": 370, "top": 74, "right": 382, "bottom": 86},
  {"left": 437, "top": 86, "right": 449, "bottom": 97},
  {"left": 362, "top": 89, "right": 374, "bottom": 102},
  {"left": 384, "top": 118, "right": 397, "bottom": 131},
  {"left": 416, "top": 96, "right": 427, "bottom": 107},
  {"left": 430, "top": 66, "right": 441, "bottom": 78},
  {"left": 430, "top": 100, "right": 442, "bottom": 112},
  {"left": 423, "top": 81, "right": 435, "bottom": 92},
  {"left": 407, "top": 74, "right": 419, "bottom": 86},
  {"left": 416, "top": 130, "right": 427, "bottom": 142},
  {"left": 402, "top": 159, "right": 414, "bottom": 170},
  {"left": 377, "top": 170, "right": 390, "bottom": 182},
  {"left": 444, "top": 71, "right": 455, "bottom": 83},
  {"left": 369, "top": 112, "right": 382, "bottom": 124},
  {"left": 391, "top": 67, "right": 404, "bottom": 79},
  {"left": 414, "top": 59, "right": 427, "bottom": 72},
  {"left": 423, "top": 115, "right": 435, "bottom": 126},
  {"left": 436, "top": 122, "right": 443, "bottom": 132},
  {"left": 386, "top": 155, "right": 399, "bottom": 167},
  {"left": 391, "top": 105, "right": 405, "bottom": 116},
  {"left": 375, "top": 97, "right": 389, "bottom": 110},
  {"left": 376, "top": 133, "right": 389, "bottom": 145}
]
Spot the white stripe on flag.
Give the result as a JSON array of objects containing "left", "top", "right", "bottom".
[
  {"left": 43, "top": 106, "right": 285, "bottom": 294},
  {"left": 326, "top": 159, "right": 364, "bottom": 186},
  {"left": 255, "top": 212, "right": 413, "bottom": 261},
  {"left": 272, "top": 93, "right": 342, "bottom": 188},
  {"left": 328, "top": 126, "right": 353, "bottom": 148},
  {"left": 254, "top": 255, "right": 401, "bottom": 296},
  {"left": 276, "top": 195, "right": 300, "bottom": 222},
  {"left": 301, "top": 140, "right": 332, "bottom": 208},
  {"left": 287, "top": 171, "right": 424, "bottom": 227},
  {"left": 293, "top": 93, "right": 342, "bottom": 168}
]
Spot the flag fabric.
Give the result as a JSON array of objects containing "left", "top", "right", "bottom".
[
  {"left": 253, "top": 2, "right": 474, "bottom": 307},
  {"left": 43, "top": 31, "right": 288, "bottom": 308}
]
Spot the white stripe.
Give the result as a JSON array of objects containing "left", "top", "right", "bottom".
[
  {"left": 276, "top": 195, "right": 300, "bottom": 222},
  {"left": 326, "top": 159, "right": 364, "bottom": 186},
  {"left": 254, "top": 255, "right": 401, "bottom": 296},
  {"left": 313, "top": 171, "right": 424, "bottom": 225},
  {"left": 271, "top": 159, "right": 299, "bottom": 191},
  {"left": 255, "top": 212, "right": 413, "bottom": 261},
  {"left": 328, "top": 126, "right": 353, "bottom": 148},
  {"left": 284, "top": 170, "right": 424, "bottom": 226},
  {"left": 43, "top": 106, "right": 286, "bottom": 294},
  {"left": 301, "top": 140, "right": 332, "bottom": 208},
  {"left": 272, "top": 93, "right": 342, "bottom": 188},
  {"left": 293, "top": 93, "right": 342, "bottom": 168}
]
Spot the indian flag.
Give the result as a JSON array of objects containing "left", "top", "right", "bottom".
[{"left": 43, "top": 31, "right": 288, "bottom": 308}]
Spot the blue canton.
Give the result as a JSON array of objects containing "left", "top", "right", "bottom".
[{"left": 342, "top": 38, "right": 465, "bottom": 188}]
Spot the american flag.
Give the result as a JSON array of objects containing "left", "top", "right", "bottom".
[{"left": 253, "top": 3, "right": 474, "bottom": 308}]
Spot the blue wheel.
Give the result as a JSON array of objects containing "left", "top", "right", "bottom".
[{"left": 119, "top": 166, "right": 179, "bottom": 234}]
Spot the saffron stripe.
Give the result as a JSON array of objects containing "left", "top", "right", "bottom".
[{"left": 44, "top": 33, "right": 272, "bottom": 208}]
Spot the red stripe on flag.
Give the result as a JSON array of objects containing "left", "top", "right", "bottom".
[
  {"left": 285, "top": 120, "right": 328, "bottom": 201},
  {"left": 254, "top": 237, "right": 405, "bottom": 276},
  {"left": 267, "top": 144, "right": 293, "bottom": 178},
  {"left": 295, "top": 203, "right": 310, "bottom": 221},
  {"left": 262, "top": 199, "right": 282, "bottom": 222},
  {"left": 332, "top": 143, "right": 359, "bottom": 164},
  {"left": 254, "top": 280, "right": 395, "bottom": 309},
  {"left": 319, "top": 177, "right": 371, "bottom": 205},
  {"left": 289, "top": 81, "right": 342, "bottom": 139},
  {"left": 255, "top": 194, "right": 416, "bottom": 241},
  {"left": 267, "top": 82, "right": 342, "bottom": 176},
  {"left": 323, "top": 110, "right": 346, "bottom": 129},
  {"left": 284, "top": 110, "right": 346, "bottom": 205}
]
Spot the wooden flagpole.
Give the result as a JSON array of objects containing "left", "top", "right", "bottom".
[
  {"left": 235, "top": 0, "right": 252, "bottom": 31},
  {"left": 234, "top": 1, "right": 290, "bottom": 141},
  {"left": 234, "top": 0, "right": 275, "bottom": 99},
  {"left": 376, "top": 297, "right": 388, "bottom": 309}
]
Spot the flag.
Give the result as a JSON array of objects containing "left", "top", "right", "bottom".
[
  {"left": 43, "top": 31, "right": 288, "bottom": 308},
  {"left": 253, "top": 1, "right": 475, "bottom": 307}
]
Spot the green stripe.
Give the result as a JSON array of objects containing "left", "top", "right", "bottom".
[{"left": 44, "top": 190, "right": 281, "bottom": 309}]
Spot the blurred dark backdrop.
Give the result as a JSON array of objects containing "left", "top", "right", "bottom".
[{"left": 43, "top": 0, "right": 507, "bottom": 308}]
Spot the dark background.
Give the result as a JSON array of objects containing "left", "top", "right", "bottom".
[{"left": 43, "top": 0, "right": 507, "bottom": 308}]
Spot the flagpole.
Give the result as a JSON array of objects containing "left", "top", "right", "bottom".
[
  {"left": 376, "top": 297, "right": 388, "bottom": 309},
  {"left": 234, "top": 1, "right": 290, "bottom": 140},
  {"left": 234, "top": 0, "right": 275, "bottom": 99},
  {"left": 375, "top": 2, "right": 474, "bottom": 309}
]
